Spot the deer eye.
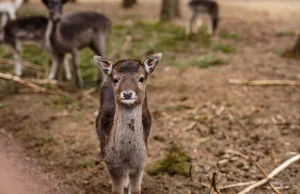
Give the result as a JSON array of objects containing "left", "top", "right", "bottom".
[
  {"left": 138, "top": 77, "right": 144, "bottom": 83},
  {"left": 113, "top": 78, "right": 119, "bottom": 84}
]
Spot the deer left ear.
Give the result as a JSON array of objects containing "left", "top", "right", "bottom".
[
  {"left": 143, "top": 53, "right": 162, "bottom": 74},
  {"left": 62, "top": 0, "right": 68, "bottom": 4},
  {"left": 94, "top": 55, "right": 114, "bottom": 76}
]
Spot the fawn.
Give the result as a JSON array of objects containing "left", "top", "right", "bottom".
[
  {"left": 42, "top": 0, "right": 111, "bottom": 87},
  {"left": 185, "top": 0, "right": 219, "bottom": 35},
  {"left": 94, "top": 53, "right": 162, "bottom": 194},
  {"left": 0, "top": 0, "right": 24, "bottom": 28}
]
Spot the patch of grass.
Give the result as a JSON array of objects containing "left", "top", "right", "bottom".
[
  {"left": 0, "top": 103, "right": 6, "bottom": 109},
  {"left": 220, "top": 30, "right": 241, "bottom": 40},
  {"left": 192, "top": 55, "right": 230, "bottom": 68},
  {"left": 78, "top": 159, "right": 94, "bottom": 168},
  {"left": 156, "top": 104, "right": 193, "bottom": 112},
  {"left": 40, "top": 136, "right": 56, "bottom": 143},
  {"left": 171, "top": 55, "right": 230, "bottom": 69},
  {"left": 147, "top": 145, "right": 190, "bottom": 176},
  {"left": 214, "top": 43, "right": 236, "bottom": 53},
  {"left": 275, "top": 30, "right": 295, "bottom": 37}
]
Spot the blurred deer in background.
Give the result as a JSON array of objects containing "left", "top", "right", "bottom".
[
  {"left": 185, "top": 0, "right": 219, "bottom": 35},
  {"left": 0, "top": 0, "right": 24, "bottom": 28},
  {"left": 42, "top": 0, "right": 111, "bottom": 87},
  {"left": 0, "top": 0, "right": 111, "bottom": 87},
  {"left": 94, "top": 53, "right": 162, "bottom": 194}
]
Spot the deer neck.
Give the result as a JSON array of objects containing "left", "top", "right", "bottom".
[
  {"left": 14, "top": 0, "right": 23, "bottom": 9},
  {"left": 112, "top": 105, "right": 144, "bottom": 147}
]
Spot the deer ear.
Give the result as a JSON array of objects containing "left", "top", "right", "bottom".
[
  {"left": 143, "top": 53, "right": 162, "bottom": 74},
  {"left": 94, "top": 55, "right": 114, "bottom": 75},
  {"left": 62, "top": 0, "right": 68, "bottom": 4}
]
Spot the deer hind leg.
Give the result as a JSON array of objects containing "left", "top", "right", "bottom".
[
  {"left": 129, "top": 168, "right": 143, "bottom": 194},
  {"left": 71, "top": 49, "right": 84, "bottom": 88}
]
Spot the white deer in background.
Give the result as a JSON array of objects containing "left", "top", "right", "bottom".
[{"left": 0, "top": 0, "right": 24, "bottom": 28}]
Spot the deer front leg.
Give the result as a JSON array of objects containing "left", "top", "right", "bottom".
[
  {"left": 1, "top": 14, "right": 8, "bottom": 28},
  {"left": 13, "top": 42, "right": 22, "bottom": 76},
  {"left": 186, "top": 12, "right": 198, "bottom": 35},
  {"left": 71, "top": 50, "right": 84, "bottom": 88},
  {"left": 49, "top": 55, "right": 58, "bottom": 80},
  {"left": 129, "top": 168, "right": 143, "bottom": 194},
  {"left": 108, "top": 168, "right": 126, "bottom": 194},
  {"left": 63, "top": 54, "right": 72, "bottom": 80}
]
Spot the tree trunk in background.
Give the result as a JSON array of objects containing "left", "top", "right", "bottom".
[
  {"left": 291, "top": 34, "right": 300, "bottom": 54},
  {"left": 282, "top": 33, "right": 300, "bottom": 58},
  {"left": 123, "top": 0, "right": 137, "bottom": 8},
  {"left": 160, "top": 0, "right": 180, "bottom": 22}
]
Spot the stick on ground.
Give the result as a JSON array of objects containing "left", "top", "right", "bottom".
[
  {"left": 0, "top": 72, "right": 56, "bottom": 95},
  {"left": 238, "top": 154, "right": 300, "bottom": 194},
  {"left": 229, "top": 79, "right": 300, "bottom": 86}
]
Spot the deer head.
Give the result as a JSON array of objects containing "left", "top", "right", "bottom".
[
  {"left": 42, "top": 0, "right": 68, "bottom": 21},
  {"left": 94, "top": 53, "right": 162, "bottom": 108}
]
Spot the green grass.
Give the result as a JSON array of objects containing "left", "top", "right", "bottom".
[
  {"left": 220, "top": 30, "right": 241, "bottom": 40},
  {"left": 147, "top": 145, "right": 190, "bottom": 176},
  {"left": 78, "top": 159, "right": 95, "bottom": 168},
  {"left": 275, "top": 29, "right": 295, "bottom": 37},
  {"left": 171, "top": 55, "right": 230, "bottom": 69},
  {"left": 213, "top": 43, "right": 236, "bottom": 53}
]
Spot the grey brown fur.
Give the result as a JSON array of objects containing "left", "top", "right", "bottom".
[
  {"left": 95, "top": 53, "right": 162, "bottom": 194},
  {"left": 186, "top": 0, "right": 219, "bottom": 35}
]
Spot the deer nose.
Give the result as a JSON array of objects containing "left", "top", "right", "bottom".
[{"left": 123, "top": 91, "right": 133, "bottom": 99}]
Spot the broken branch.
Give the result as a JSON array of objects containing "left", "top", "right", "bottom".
[
  {"left": 238, "top": 154, "right": 300, "bottom": 194},
  {"left": 229, "top": 79, "right": 300, "bottom": 86},
  {"left": 0, "top": 72, "right": 56, "bottom": 95}
]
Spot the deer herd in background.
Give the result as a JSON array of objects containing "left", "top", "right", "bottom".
[{"left": 0, "top": 0, "right": 219, "bottom": 193}]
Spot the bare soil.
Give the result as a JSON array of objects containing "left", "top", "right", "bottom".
[{"left": 1, "top": 0, "right": 300, "bottom": 194}]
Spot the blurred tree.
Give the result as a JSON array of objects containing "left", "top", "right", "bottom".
[
  {"left": 282, "top": 32, "right": 300, "bottom": 58},
  {"left": 123, "top": 0, "right": 137, "bottom": 8},
  {"left": 160, "top": 0, "right": 180, "bottom": 22}
]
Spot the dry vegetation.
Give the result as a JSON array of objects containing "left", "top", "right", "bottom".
[{"left": 1, "top": 0, "right": 300, "bottom": 193}]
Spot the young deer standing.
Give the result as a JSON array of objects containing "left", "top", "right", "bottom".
[
  {"left": 0, "top": 0, "right": 24, "bottom": 28},
  {"left": 185, "top": 0, "right": 219, "bottom": 35},
  {"left": 42, "top": 0, "right": 111, "bottom": 87},
  {"left": 94, "top": 53, "right": 162, "bottom": 194}
]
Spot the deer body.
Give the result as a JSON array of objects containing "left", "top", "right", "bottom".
[
  {"left": 48, "top": 11, "right": 111, "bottom": 87},
  {"left": 0, "top": 11, "right": 110, "bottom": 85},
  {"left": 0, "top": 0, "right": 24, "bottom": 28},
  {"left": 185, "top": 0, "right": 219, "bottom": 35},
  {"left": 95, "top": 54, "right": 162, "bottom": 194}
]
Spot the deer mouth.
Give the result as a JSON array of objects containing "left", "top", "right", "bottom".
[{"left": 120, "top": 98, "right": 136, "bottom": 105}]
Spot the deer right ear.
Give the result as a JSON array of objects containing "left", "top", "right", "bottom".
[{"left": 94, "top": 55, "right": 114, "bottom": 75}]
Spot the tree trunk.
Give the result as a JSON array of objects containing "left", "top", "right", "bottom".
[
  {"left": 122, "top": 0, "right": 137, "bottom": 9},
  {"left": 160, "top": 0, "right": 181, "bottom": 22},
  {"left": 282, "top": 33, "right": 300, "bottom": 58},
  {"left": 291, "top": 34, "right": 300, "bottom": 54}
]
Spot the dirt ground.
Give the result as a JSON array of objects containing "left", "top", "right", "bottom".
[{"left": 1, "top": 0, "right": 300, "bottom": 194}]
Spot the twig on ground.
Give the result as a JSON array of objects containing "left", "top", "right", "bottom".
[
  {"left": 238, "top": 154, "right": 300, "bottom": 194},
  {"left": 24, "top": 78, "right": 57, "bottom": 85},
  {"left": 219, "top": 181, "right": 256, "bottom": 190},
  {"left": 225, "top": 149, "right": 249, "bottom": 160},
  {"left": 244, "top": 149, "right": 281, "bottom": 194},
  {"left": 207, "top": 171, "right": 225, "bottom": 194},
  {"left": 0, "top": 72, "right": 56, "bottom": 95},
  {"left": 228, "top": 79, "right": 300, "bottom": 86},
  {"left": 0, "top": 58, "right": 44, "bottom": 71}
]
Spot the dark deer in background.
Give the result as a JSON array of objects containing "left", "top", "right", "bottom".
[
  {"left": 94, "top": 53, "right": 162, "bottom": 194},
  {"left": 42, "top": 0, "right": 111, "bottom": 87},
  {"left": 185, "top": 0, "right": 219, "bottom": 35}
]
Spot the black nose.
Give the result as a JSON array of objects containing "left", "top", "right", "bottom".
[{"left": 123, "top": 92, "right": 132, "bottom": 99}]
